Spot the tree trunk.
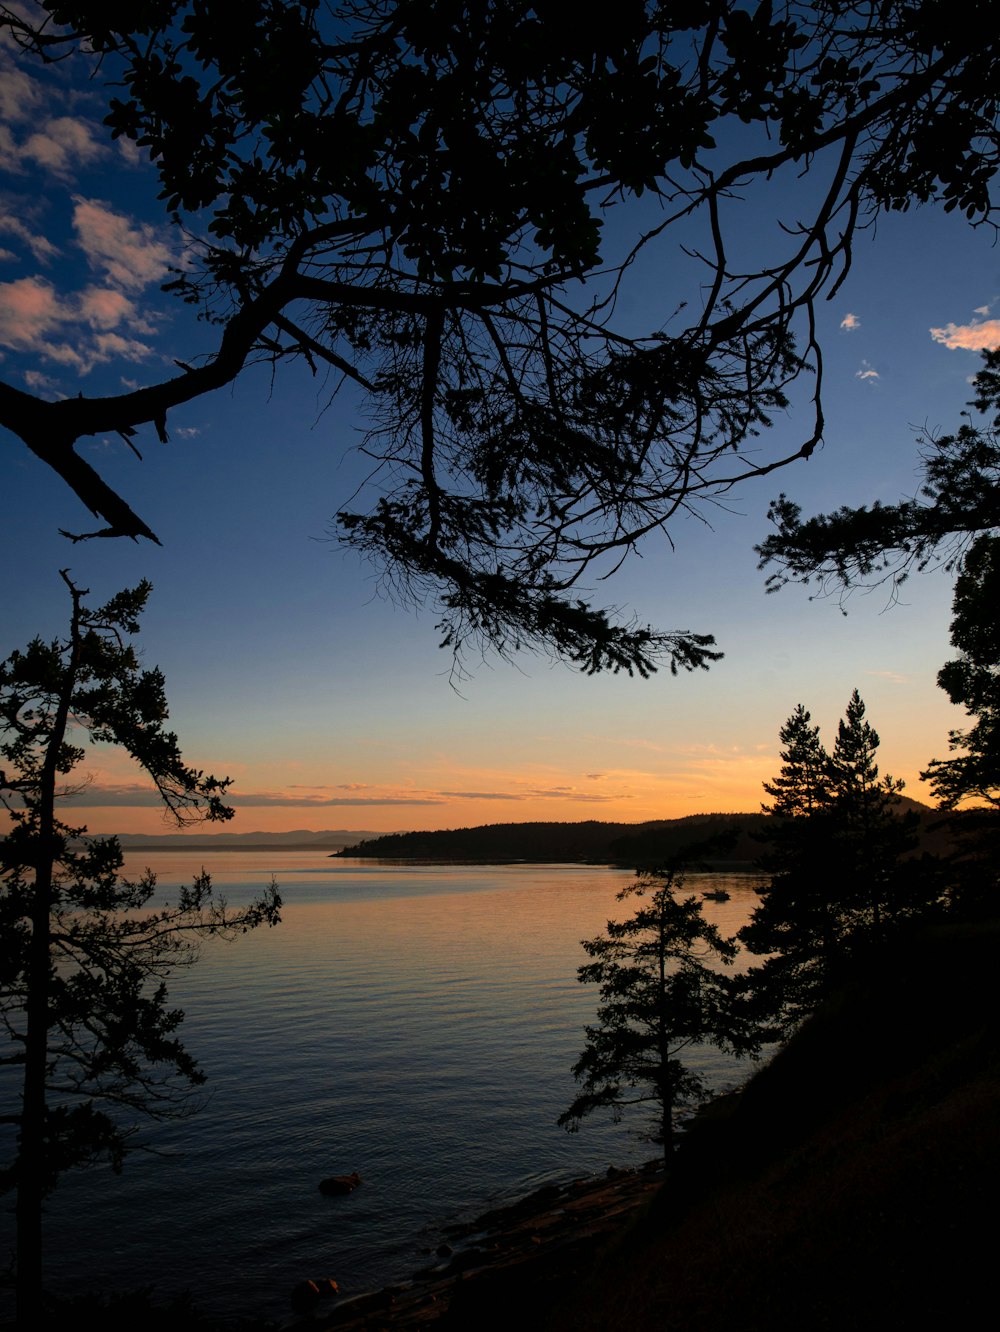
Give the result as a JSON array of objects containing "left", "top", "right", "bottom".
[{"left": 16, "top": 854, "right": 52, "bottom": 1328}]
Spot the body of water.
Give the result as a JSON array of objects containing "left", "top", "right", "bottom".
[{"left": 1, "top": 854, "right": 763, "bottom": 1321}]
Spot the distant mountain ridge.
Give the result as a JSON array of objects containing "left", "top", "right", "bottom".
[{"left": 112, "top": 829, "right": 384, "bottom": 851}]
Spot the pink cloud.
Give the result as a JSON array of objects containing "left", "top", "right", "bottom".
[
  {"left": 79, "top": 286, "right": 137, "bottom": 330},
  {"left": 22, "top": 367, "right": 61, "bottom": 394},
  {"left": 0, "top": 275, "right": 65, "bottom": 348},
  {"left": 0, "top": 53, "right": 42, "bottom": 125},
  {"left": 72, "top": 197, "right": 174, "bottom": 291},
  {"left": 0, "top": 123, "right": 19, "bottom": 173},
  {"left": 93, "top": 331, "right": 153, "bottom": 361},
  {"left": 0, "top": 275, "right": 154, "bottom": 372},
  {"left": 22, "top": 117, "right": 104, "bottom": 175},
  {"left": 0, "top": 214, "right": 60, "bottom": 263},
  {"left": 840, "top": 312, "right": 860, "bottom": 331},
  {"left": 930, "top": 319, "right": 1000, "bottom": 351}
]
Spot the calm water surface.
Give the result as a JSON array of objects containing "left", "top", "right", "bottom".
[{"left": 2, "top": 854, "right": 763, "bottom": 1321}]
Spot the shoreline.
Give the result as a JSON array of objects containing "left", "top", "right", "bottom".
[{"left": 298, "top": 1162, "right": 664, "bottom": 1329}]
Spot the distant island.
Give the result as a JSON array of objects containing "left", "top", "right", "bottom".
[{"left": 335, "top": 800, "right": 948, "bottom": 867}]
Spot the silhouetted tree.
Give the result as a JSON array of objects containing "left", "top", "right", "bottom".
[
  {"left": 2, "top": 3, "right": 999, "bottom": 673},
  {"left": 739, "top": 703, "right": 839, "bottom": 1032},
  {"left": 559, "top": 870, "right": 739, "bottom": 1161},
  {"left": 757, "top": 350, "right": 1000, "bottom": 906},
  {"left": 758, "top": 349, "right": 1000, "bottom": 605},
  {"left": 921, "top": 533, "right": 1000, "bottom": 913},
  {"left": 741, "top": 691, "right": 925, "bottom": 1034},
  {"left": 0, "top": 573, "right": 281, "bottom": 1327},
  {"left": 923, "top": 534, "right": 1000, "bottom": 810}
]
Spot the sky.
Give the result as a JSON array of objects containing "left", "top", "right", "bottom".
[{"left": 1, "top": 17, "right": 998, "bottom": 838}]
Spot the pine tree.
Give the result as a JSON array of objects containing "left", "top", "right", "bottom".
[
  {"left": 739, "top": 705, "right": 839, "bottom": 1033},
  {"left": 559, "top": 870, "right": 738, "bottom": 1162},
  {"left": 827, "top": 689, "right": 921, "bottom": 937},
  {"left": 762, "top": 704, "right": 831, "bottom": 818},
  {"left": 740, "top": 692, "right": 929, "bottom": 1037}
]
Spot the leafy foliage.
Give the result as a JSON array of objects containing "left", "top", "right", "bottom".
[
  {"left": 0, "top": 573, "right": 281, "bottom": 1321},
  {"left": 559, "top": 870, "right": 740, "bottom": 1161},
  {"left": 2, "top": 3, "right": 1000, "bottom": 672}
]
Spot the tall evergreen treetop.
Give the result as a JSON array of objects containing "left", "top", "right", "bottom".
[
  {"left": 762, "top": 704, "right": 831, "bottom": 819},
  {"left": 741, "top": 691, "right": 928, "bottom": 1036}
]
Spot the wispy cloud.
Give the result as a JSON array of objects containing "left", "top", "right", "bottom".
[
  {"left": 864, "top": 669, "right": 911, "bottom": 685},
  {"left": 930, "top": 318, "right": 1000, "bottom": 351},
  {"left": 22, "top": 368, "right": 61, "bottom": 394},
  {"left": 0, "top": 274, "right": 154, "bottom": 374},
  {"left": 0, "top": 47, "right": 105, "bottom": 179},
  {"left": 0, "top": 212, "right": 60, "bottom": 263},
  {"left": 58, "top": 784, "right": 449, "bottom": 809},
  {"left": 0, "top": 62, "right": 42, "bottom": 125},
  {"left": 856, "top": 360, "right": 879, "bottom": 383},
  {"left": 0, "top": 197, "right": 174, "bottom": 376},
  {"left": 840, "top": 312, "right": 860, "bottom": 331},
  {"left": 23, "top": 117, "right": 104, "bottom": 177},
  {"left": 72, "top": 197, "right": 174, "bottom": 291},
  {"left": 233, "top": 793, "right": 447, "bottom": 807},
  {"left": 31, "top": 773, "right": 627, "bottom": 812}
]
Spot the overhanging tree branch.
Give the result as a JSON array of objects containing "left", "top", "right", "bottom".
[{"left": 2, "top": 1, "right": 999, "bottom": 670}]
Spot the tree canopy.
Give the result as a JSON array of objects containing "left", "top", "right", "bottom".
[{"left": 2, "top": 1, "right": 999, "bottom": 674}]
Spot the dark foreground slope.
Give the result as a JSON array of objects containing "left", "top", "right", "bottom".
[{"left": 544, "top": 918, "right": 1000, "bottom": 1332}]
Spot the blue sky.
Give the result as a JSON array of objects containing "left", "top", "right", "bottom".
[{"left": 1, "top": 19, "right": 998, "bottom": 835}]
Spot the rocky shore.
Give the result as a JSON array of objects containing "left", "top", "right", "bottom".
[{"left": 296, "top": 1162, "right": 664, "bottom": 1331}]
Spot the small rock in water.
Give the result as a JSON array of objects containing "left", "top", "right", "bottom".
[
  {"left": 319, "top": 1171, "right": 362, "bottom": 1195},
  {"left": 291, "top": 1277, "right": 339, "bottom": 1314}
]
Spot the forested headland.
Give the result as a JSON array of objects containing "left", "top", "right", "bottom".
[{"left": 336, "top": 801, "right": 952, "bottom": 868}]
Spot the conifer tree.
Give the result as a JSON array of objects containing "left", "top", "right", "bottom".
[
  {"left": 741, "top": 692, "right": 928, "bottom": 1036},
  {"left": 559, "top": 870, "right": 739, "bottom": 1162},
  {"left": 739, "top": 704, "right": 839, "bottom": 1033},
  {"left": 827, "top": 689, "right": 921, "bottom": 936}
]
